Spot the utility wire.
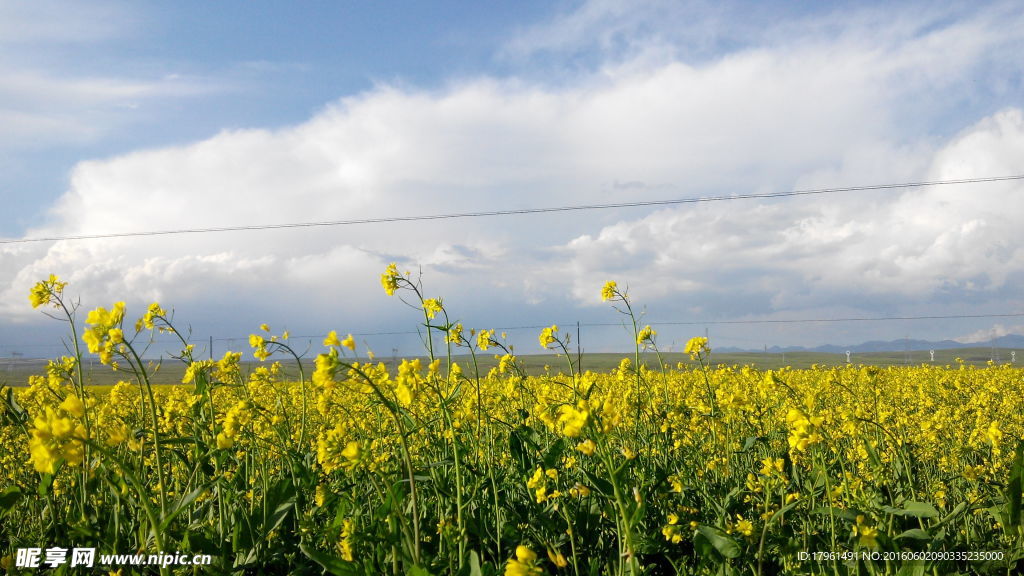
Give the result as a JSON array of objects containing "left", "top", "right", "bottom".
[
  {"left": 3, "top": 174, "right": 1022, "bottom": 244},
  {"left": 6, "top": 312, "right": 1021, "bottom": 356}
]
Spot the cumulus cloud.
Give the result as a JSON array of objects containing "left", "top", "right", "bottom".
[
  {"left": 563, "top": 110, "right": 1024, "bottom": 310},
  {"left": 957, "top": 324, "right": 1024, "bottom": 344},
  {"left": 4, "top": 1, "right": 1024, "bottom": 351}
]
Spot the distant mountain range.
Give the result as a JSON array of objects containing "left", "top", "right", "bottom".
[{"left": 717, "top": 334, "right": 1024, "bottom": 354}]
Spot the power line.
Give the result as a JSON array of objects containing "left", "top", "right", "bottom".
[
  {"left": 3, "top": 174, "right": 1022, "bottom": 244},
  {"left": 7, "top": 311, "right": 1021, "bottom": 352}
]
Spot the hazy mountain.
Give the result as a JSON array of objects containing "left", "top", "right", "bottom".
[{"left": 718, "top": 334, "right": 1024, "bottom": 354}]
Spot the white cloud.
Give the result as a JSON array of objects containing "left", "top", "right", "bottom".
[
  {"left": 562, "top": 109, "right": 1024, "bottom": 312},
  {"left": 0, "top": 0, "right": 134, "bottom": 45},
  {"left": 0, "top": 1, "right": 220, "bottom": 151},
  {"left": 503, "top": 0, "right": 680, "bottom": 61},
  {"left": 0, "top": 72, "right": 214, "bottom": 149},
  {"left": 957, "top": 324, "right": 1024, "bottom": 344},
  {"left": 4, "top": 2, "right": 1024, "bottom": 350}
]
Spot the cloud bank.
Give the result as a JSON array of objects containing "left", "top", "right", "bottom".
[{"left": 3, "top": 1, "right": 1023, "bottom": 354}]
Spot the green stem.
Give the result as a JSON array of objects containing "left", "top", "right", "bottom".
[{"left": 122, "top": 341, "right": 169, "bottom": 519}]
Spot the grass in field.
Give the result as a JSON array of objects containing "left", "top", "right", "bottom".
[{"left": 3, "top": 348, "right": 1015, "bottom": 389}]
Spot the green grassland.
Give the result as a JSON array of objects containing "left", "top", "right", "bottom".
[{"left": 2, "top": 347, "right": 1016, "bottom": 388}]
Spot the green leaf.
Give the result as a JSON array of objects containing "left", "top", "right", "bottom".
[
  {"left": 862, "top": 437, "right": 883, "bottom": 469},
  {"left": 182, "top": 531, "right": 220, "bottom": 556},
  {"left": 508, "top": 427, "right": 535, "bottom": 473},
  {"left": 159, "top": 483, "right": 212, "bottom": 531},
  {"left": 582, "top": 470, "right": 614, "bottom": 497},
  {"left": 37, "top": 472, "right": 55, "bottom": 497},
  {"left": 469, "top": 550, "right": 483, "bottom": 576},
  {"left": 894, "top": 528, "right": 932, "bottom": 540},
  {"left": 895, "top": 561, "right": 926, "bottom": 576},
  {"left": 811, "top": 506, "right": 860, "bottom": 523},
  {"left": 0, "top": 486, "right": 23, "bottom": 516},
  {"left": 695, "top": 525, "right": 742, "bottom": 559},
  {"left": 299, "top": 542, "right": 361, "bottom": 576},
  {"left": 763, "top": 496, "right": 802, "bottom": 527},
  {"left": 692, "top": 529, "right": 715, "bottom": 559},
  {"left": 933, "top": 501, "right": 969, "bottom": 528},
  {"left": 542, "top": 437, "right": 566, "bottom": 469},
  {"left": 883, "top": 501, "right": 939, "bottom": 519},
  {"left": 986, "top": 505, "right": 1009, "bottom": 531},
  {"left": 261, "top": 477, "right": 297, "bottom": 534},
  {"left": 1008, "top": 439, "right": 1024, "bottom": 529},
  {"left": 737, "top": 436, "right": 766, "bottom": 453},
  {"left": 2, "top": 386, "right": 28, "bottom": 425},
  {"left": 375, "top": 480, "right": 406, "bottom": 518},
  {"left": 193, "top": 373, "right": 209, "bottom": 395},
  {"left": 408, "top": 566, "right": 433, "bottom": 576}
]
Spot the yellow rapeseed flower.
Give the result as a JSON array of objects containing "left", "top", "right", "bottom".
[
  {"left": 59, "top": 394, "right": 85, "bottom": 418},
  {"left": 381, "top": 263, "right": 400, "bottom": 296},
  {"left": 538, "top": 325, "right": 558, "bottom": 348},
  {"left": 852, "top": 515, "right": 879, "bottom": 548},
  {"left": 136, "top": 302, "right": 166, "bottom": 331},
  {"left": 526, "top": 467, "right": 545, "bottom": 490},
  {"left": 668, "top": 475, "right": 684, "bottom": 492},
  {"left": 423, "top": 298, "right": 443, "bottom": 319},
  {"left": 685, "top": 336, "right": 710, "bottom": 360},
  {"left": 215, "top": 351, "right": 243, "bottom": 382},
  {"left": 557, "top": 403, "right": 589, "bottom": 437},
  {"left": 637, "top": 325, "right": 656, "bottom": 346},
  {"left": 323, "top": 331, "right": 341, "bottom": 347},
  {"left": 83, "top": 302, "right": 127, "bottom": 365},
  {"left": 341, "top": 333, "right": 356, "bottom": 351},
  {"left": 547, "top": 548, "right": 568, "bottom": 568},
  {"left": 662, "top": 524, "right": 683, "bottom": 543},
  {"left": 506, "top": 545, "right": 542, "bottom": 576},
  {"left": 105, "top": 423, "right": 129, "bottom": 447},
  {"left": 732, "top": 514, "right": 754, "bottom": 537},
  {"left": 249, "top": 333, "right": 271, "bottom": 361},
  {"left": 601, "top": 281, "right": 617, "bottom": 302},
  {"left": 313, "top": 349, "right": 341, "bottom": 389},
  {"left": 29, "top": 274, "right": 67, "bottom": 309},
  {"left": 576, "top": 439, "right": 596, "bottom": 456},
  {"left": 318, "top": 424, "right": 355, "bottom": 475},
  {"left": 28, "top": 407, "right": 85, "bottom": 473},
  {"left": 477, "top": 329, "right": 494, "bottom": 350},
  {"left": 447, "top": 323, "right": 463, "bottom": 344},
  {"left": 340, "top": 518, "right": 355, "bottom": 561},
  {"left": 182, "top": 360, "right": 214, "bottom": 384}
]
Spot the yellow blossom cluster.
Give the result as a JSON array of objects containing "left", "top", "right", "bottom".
[
  {"left": 83, "top": 302, "right": 127, "bottom": 365},
  {"left": 7, "top": 272, "right": 1024, "bottom": 576}
]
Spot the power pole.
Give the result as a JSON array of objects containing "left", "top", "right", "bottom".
[{"left": 576, "top": 321, "right": 582, "bottom": 373}]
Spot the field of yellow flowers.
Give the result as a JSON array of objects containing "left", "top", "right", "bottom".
[{"left": 2, "top": 270, "right": 1023, "bottom": 575}]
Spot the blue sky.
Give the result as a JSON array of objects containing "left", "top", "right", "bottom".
[
  {"left": 2, "top": 0, "right": 1024, "bottom": 359},
  {"left": 1, "top": 1, "right": 552, "bottom": 228}
]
